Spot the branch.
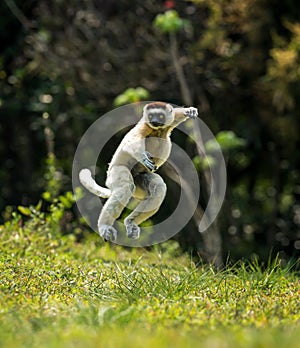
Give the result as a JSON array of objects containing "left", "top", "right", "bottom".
[
  {"left": 169, "top": 32, "right": 192, "bottom": 105},
  {"left": 4, "top": 0, "right": 32, "bottom": 30}
]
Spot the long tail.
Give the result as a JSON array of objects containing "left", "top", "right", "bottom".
[{"left": 79, "top": 169, "right": 111, "bottom": 198}]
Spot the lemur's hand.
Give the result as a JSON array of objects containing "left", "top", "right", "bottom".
[
  {"left": 184, "top": 107, "right": 198, "bottom": 119},
  {"left": 142, "top": 151, "right": 157, "bottom": 172}
]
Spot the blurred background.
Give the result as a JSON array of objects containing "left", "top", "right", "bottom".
[{"left": 0, "top": 0, "right": 299, "bottom": 264}]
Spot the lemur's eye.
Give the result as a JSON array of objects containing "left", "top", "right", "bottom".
[{"left": 159, "top": 114, "right": 164, "bottom": 119}]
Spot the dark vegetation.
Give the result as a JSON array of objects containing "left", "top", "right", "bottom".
[{"left": 1, "top": 0, "right": 300, "bottom": 263}]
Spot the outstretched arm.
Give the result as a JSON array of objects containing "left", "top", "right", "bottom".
[{"left": 172, "top": 106, "right": 198, "bottom": 128}]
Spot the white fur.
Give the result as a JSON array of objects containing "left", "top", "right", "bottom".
[
  {"left": 147, "top": 108, "right": 165, "bottom": 114},
  {"left": 79, "top": 169, "right": 111, "bottom": 198}
]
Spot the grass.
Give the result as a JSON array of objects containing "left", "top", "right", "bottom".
[{"left": 0, "top": 211, "right": 300, "bottom": 348}]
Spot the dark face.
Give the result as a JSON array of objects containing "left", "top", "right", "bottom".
[{"left": 148, "top": 111, "right": 166, "bottom": 128}]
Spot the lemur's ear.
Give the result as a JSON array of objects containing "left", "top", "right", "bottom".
[{"left": 166, "top": 103, "right": 173, "bottom": 113}]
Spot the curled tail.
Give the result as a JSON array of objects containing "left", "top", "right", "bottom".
[{"left": 79, "top": 169, "right": 111, "bottom": 198}]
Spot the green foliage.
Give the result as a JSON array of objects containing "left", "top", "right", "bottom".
[
  {"left": 114, "top": 87, "right": 150, "bottom": 106},
  {"left": 18, "top": 201, "right": 42, "bottom": 217},
  {"left": 206, "top": 130, "right": 246, "bottom": 153},
  {"left": 193, "top": 131, "right": 246, "bottom": 171},
  {"left": 0, "top": 215, "right": 299, "bottom": 347},
  {"left": 17, "top": 190, "right": 76, "bottom": 237},
  {"left": 193, "top": 154, "right": 216, "bottom": 170},
  {"left": 153, "top": 10, "right": 188, "bottom": 34},
  {"left": 43, "top": 154, "right": 61, "bottom": 201},
  {"left": 266, "top": 21, "right": 300, "bottom": 112}
]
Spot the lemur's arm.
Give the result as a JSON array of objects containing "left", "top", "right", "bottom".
[
  {"left": 117, "top": 126, "right": 157, "bottom": 172},
  {"left": 172, "top": 107, "right": 198, "bottom": 128}
]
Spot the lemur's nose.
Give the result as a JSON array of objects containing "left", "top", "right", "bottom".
[{"left": 150, "top": 121, "right": 162, "bottom": 127}]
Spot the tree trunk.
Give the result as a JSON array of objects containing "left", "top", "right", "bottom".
[{"left": 169, "top": 32, "right": 223, "bottom": 267}]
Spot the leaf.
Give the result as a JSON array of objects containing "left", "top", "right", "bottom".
[
  {"left": 114, "top": 94, "right": 128, "bottom": 107},
  {"left": 42, "top": 191, "right": 51, "bottom": 201},
  {"left": 74, "top": 187, "right": 84, "bottom": 200},
  {"left": 193, "top": 155, "right": 216, "bottom": 170},
  {"left": 18, "top": 206, "right": 32, "bottom": 216},
  {"left": 206, "top": 131, "right": 246, "bottom": 152},
  {"left": 35, "top": 200, "right": 42, "bottom": 212},
  {"left": 59, "top": 195, "right": 72, "bottom": 209},
  {"left": 114, "top": 87, "right": 150, "bottom": 106},
  {"left": 153, "top": 10, "right": 187, "bottom": 33}
]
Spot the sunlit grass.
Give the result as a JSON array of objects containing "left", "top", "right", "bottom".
[{"left": 0, "top": 215, "right": 299, "bottom": 348}]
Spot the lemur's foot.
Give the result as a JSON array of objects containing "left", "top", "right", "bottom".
[
  {"left": 184, "top": 107, "right": 198, "bottom": 119},
  {"left": 99, "top": 224, "right": 117, "bottom": 242},
  {"left": 125, "top": 219, "right": 140, "bottom": 239}
]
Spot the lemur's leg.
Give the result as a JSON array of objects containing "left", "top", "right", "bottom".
[
  {"left": 98, "top": 166, "right": 135, "bottom": 241},
  {"left": 124, "top": 172, "right": 166, "bottom": 239}
]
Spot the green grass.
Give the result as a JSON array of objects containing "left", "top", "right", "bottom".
[{"left": 0, "top": 213, "right": 299, "bottom": 348}]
